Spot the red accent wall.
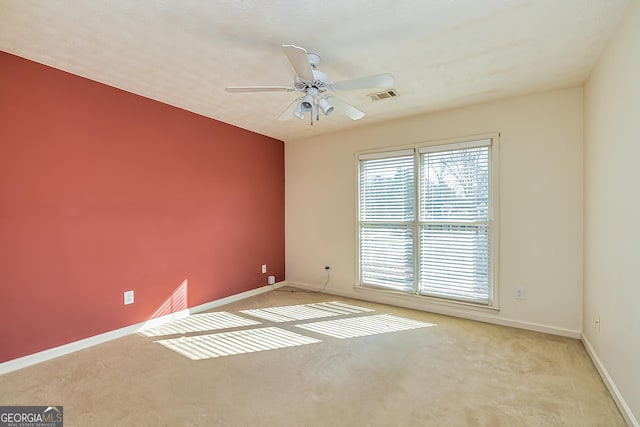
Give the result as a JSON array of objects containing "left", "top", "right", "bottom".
[{"left": 0, "top": 51, "right": 285, "bottom": 363}]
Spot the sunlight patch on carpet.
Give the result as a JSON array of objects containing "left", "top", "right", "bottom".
[
  {"left": 294, "top": 314, "right": 434, "bottom": 339},
  {"left": 240, "top": 301, "right": 374, "bottom": 322},
  {"left": 155, "top": 327, "right": 321, "bottom": 360},
  {"left": 140, "top": 312, "right": 261, "bottom": 337}
]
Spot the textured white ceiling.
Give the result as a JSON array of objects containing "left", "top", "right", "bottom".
[{"left": 0, "top": 0, "right": 629, "bottom": 142}]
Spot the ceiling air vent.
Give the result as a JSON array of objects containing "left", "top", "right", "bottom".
[{"left": 368, "top": 89, "right": 399, "bottom": 101}]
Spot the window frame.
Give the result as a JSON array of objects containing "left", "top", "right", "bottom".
[{"left": 355, "top": 133, "right": 500, "bottom": 309}]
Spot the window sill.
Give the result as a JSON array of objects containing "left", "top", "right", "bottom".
[{"left": 354, "top": 285, "right": 501, "bottom": 314}]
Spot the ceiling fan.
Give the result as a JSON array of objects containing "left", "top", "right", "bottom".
[{"left": 225, "top": 45, "right": 394, "bottom": 125}]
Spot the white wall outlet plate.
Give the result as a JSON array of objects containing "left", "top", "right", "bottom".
[
  {"left": 124, "top": 290, "right": 134, "bottom": 305},
  {"left": 261, "top": 264, "right": 267, "bottom": 274},
  {"left": 515, "top": 287, "right": 525, "bottom": 300}
]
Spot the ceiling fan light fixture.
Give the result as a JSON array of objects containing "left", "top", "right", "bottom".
[
  {"left": 318, "top": 97, "right": 334, "bottom": 116},
  {"left": 293, "top": 102, "right": 305, "bottom": 119},
  {"left": 301, "top": 93, "right": 314, "bottom": 111}
]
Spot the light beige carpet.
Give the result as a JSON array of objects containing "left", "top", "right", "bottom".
[{"left": 0, "top": 289, "right": 625, "bottom": 426}]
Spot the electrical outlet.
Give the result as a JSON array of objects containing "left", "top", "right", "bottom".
[
  {"left": 595, "top": 315, "right": 601, "bottom": 332},
  {"left": 261, "top": 264, "right": 267, "bottom": 274},
  {"left": 515, "top": 287, "right": 525, "bottom": 300},
  {"left": 124, "top": 290, "right": 134, "bottom": 305}
]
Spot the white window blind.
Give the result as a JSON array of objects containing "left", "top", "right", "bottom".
[
  {"left": 359, "top": 153, "right": 415, "bottom": 292},
  {"left": 357, "top": 138, "right": 494, "bottom": 306},
  {"left": 419, "top": 143, "right": 491, "bottom": 303}
]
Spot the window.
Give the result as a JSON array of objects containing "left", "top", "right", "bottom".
[
  {"left": 359, "top": 150, "right": 416, "bottom": 293},
  {"left": 358, "top": 137, "right": 495, "bottom": 305}
]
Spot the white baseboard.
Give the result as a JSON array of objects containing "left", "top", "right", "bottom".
[
  {"left": 0, "top": 323, "right": 143, "bottom": 376},
  {"left": 285, "top": 281, "right": 581, "bottom": 339},
  {"left": 0, "top": 283, "right": 282, "bottom": 376},
  {"left": 582, "top": 334, "right": 639, "bottom": 427}
]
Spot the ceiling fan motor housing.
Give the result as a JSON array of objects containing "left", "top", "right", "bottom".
[{"left": 294, "top": 69, "right": 331, "bottom": 93}]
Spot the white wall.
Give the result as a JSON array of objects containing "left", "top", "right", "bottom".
[
  {"left": 583, "top": 1, "right": 640, "bottom": 424},
  {"left": 286, "top": 87, "right": 583, "bottom": 336}
]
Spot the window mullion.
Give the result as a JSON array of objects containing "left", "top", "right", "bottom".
[{"left": 413, "top": 150, "right": 420, "bottom": 295}]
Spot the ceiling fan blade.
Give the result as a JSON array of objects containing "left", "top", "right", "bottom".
[
  {"left": 277, "top": 97, "right": 304, "bottom": 121},
  {"left": 225, "top": 86, "right": 295, "bottom": 93},
  {"left": 282, "top": 45, "right": 315, "bottom": 81},
  {"left": 328, "top": 96, "right": 365, "bottom": 120},
  {"left": 332, "top": 73, "right": 395, "bottom": 91}
]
